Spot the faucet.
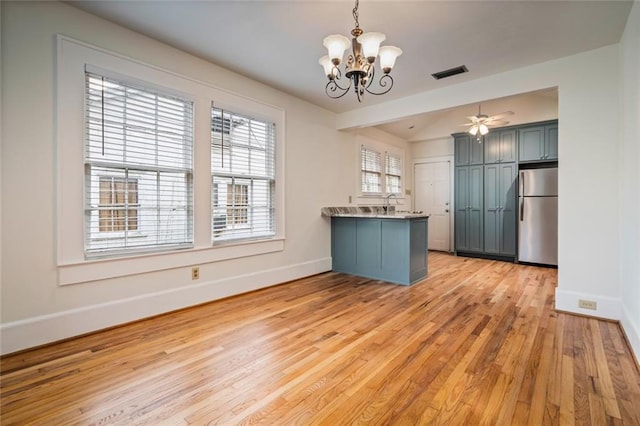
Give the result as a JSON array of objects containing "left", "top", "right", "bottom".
[{"left": 384, "top": 193, "right": 397, "bottom": 213}]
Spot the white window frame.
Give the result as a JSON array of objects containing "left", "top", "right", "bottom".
[
  {"left": 357, "top": 136, "right": 404, "bottom": 198},
  {"left": 211, "top": 106, "right": 276, "bottom": 244},
  {"left": 56, "top": 36, "right": 285, "bottom": 286},
  {"left": 84, "top": 71, "right": 195, "bottom": 258}
]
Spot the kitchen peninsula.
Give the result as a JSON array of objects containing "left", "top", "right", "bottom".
[{"left": 322, "top": 207, "right": 429, "bottom": 285}]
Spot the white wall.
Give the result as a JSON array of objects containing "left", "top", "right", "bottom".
[
  {"left": 619, "top": 1, "right": 640, "bottom": 361},
  {"left": 336, "top": 46, "right": 626, "bottom": 322},
  {"left": 349, "top": 127, "right": 412, "bottom": 210},
  {"left": 0, "top": 1, "right": 350, "bottom": 354}
]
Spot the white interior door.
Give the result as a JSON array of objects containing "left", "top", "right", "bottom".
[{"left": 414, "top": 161, "right": 451, "bottom": 251}]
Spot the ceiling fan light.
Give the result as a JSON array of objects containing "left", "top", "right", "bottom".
[
  {"left": 468, "top": 125, "right": 479, "bottom": 136},
  {"left": 357, "top": 32, "right": 385, "bottom": 61},
  {"left": 379, "top": 46, "right": 402, "bottom": 73},
  {"left": 323, "top": 34, "right": 351, "bottom": 64},
  {"left": 319, "top": 55, "right": 335, "bottom": 78},
  {"left": 479, "top": 124, "right": 489, "bottom": 135}
]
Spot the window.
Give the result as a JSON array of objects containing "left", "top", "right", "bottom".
[
  {"left": 360, "top": 144, "right": 403, "bottom": 195},
  {"left": 84, "top": 72, "right": 194, "bottom": 257},
  {"left": 211, "top": 107, "right": 276, "bottom": 242},
  {"left": 99, "top": 177, "right": 138, "bottom": 232},
  {"left": 385, "top": 154, "right": 402, "bottom": 194},
  {"left": 361, "top": 146, "right": 382, "bottom": 194}
]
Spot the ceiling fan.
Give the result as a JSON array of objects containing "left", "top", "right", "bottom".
[{"left": 462, "top": 104, "right": 514, "bottom": 139}]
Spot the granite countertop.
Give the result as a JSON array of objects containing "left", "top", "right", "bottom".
[{"left": 321, "top": 206, "right": 429, "bottom": 219}]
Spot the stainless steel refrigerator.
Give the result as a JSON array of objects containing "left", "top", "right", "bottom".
[{"left": 518, "top": 167, "right": 558, "bottom": 266}]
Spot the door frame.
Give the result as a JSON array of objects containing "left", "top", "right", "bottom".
[{"left": 413, "top": 155, "right": 455, "bottom": 252}]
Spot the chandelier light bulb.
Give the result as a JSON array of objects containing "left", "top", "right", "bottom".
[
  {"left": 378, "top": 46, "right": 402, "bottom": 73},
  {"left": 357, "top": 32, "right": 386, "bottom": 61},
  {"left": 479, "top": 124, "right": 489, "bottom": 135},
  {"left": 319, "top": 56, "right": 335, "bottom": 78},
  {"left": 468, "top": 125, "right": 479, "bottom": 136},
  {"left": 323, "top": 34, "right": 351, "bottom": 65}
]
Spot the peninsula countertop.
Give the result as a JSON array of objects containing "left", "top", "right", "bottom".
[{"left": 321, "top": 206, "right": 430, "bottom": 219}]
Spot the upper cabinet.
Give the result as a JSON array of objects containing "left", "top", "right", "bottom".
[
  {"left": 454, "top": 134, "right": 483, "bottom": 166},
  {"left": 518, "top": 121, "right": 558, "bottom": 162},
  {"left": 484, "top": 128, "right": 517, "bottom": 164}
]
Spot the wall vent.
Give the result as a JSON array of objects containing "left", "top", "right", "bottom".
[{"left": 431, "top": 65, "right": 469, "bottom": 80}]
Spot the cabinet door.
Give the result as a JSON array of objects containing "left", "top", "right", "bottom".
[
  {"left": 518, "top": 126, "right": 545, "bottom": 162},
  {"left": 454, "top": 135, "right": 470, "bottom": 166},
  {"left": 331, "top": 217, "right": 357, "bottom": 272},
  {"left": 455, "top": 134, "right": 483, "bottom": 165},
  {"left": 467, "top": 165, "right": 484, "bottom": 252},
  {"left": 469, "top": 135, "right": 484, "bottom": 164},
  {"left": 356, "top": 219, "right": 381, "bottom": 276},
  {"left": 545, "top": 124, "right": 558, "bottom": 160},
  {"left": 499, "top": 129, "right": 517, "bottom": 163},
  {"left": 484, "top": 165, "right": 500, "bottom": 254},
  {"left": 498, "top": 163, "right": 518, "bottom": 256},
  {"left": 454, "top": 167, "right": 470, "bottom": 251},
  {"left": 484, "top": 163, "right": 517, "bottom": 256},
  {"left": 484, "top": 132, "right": 501, "bottom": 164},
  {"left": 380, "top": 220, "right": 408, "bottom": 282},
  {"left": 485, "top": 129, "right": 517, "bottom": 164}
]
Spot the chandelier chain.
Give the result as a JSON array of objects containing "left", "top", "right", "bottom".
[{"left": 352, "top": 0, "right": 360, "bottom": 30}]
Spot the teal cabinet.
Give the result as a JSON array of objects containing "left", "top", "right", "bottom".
[
  {"left": 454, "top": 134, "right": 483, "bottom": 166},
  {"left": 454, "top": 165, "right": 484, "bottom": 253},
  {"left": 485, "top": 129, "right": 517, "bottom": 164},
  {"left": 545, "top": 124, "right": 558, "bottom": 160},
  {"left": 483, "top": 163, "right": 517, "bottom": 256},
  {"left": 331, "top": 217, "right": 428, "bottom": 285},
  {"left": 518, "top": 122, "right": 558, "bottom": 162},
  {"left": 331, "top": 217, "right": 357, "bottom": 272}
]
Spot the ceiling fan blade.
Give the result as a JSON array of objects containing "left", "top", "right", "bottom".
[
  {"left": 488, "top": 111, "right": 514, "bottom": 120},
  {"left": 459, "top": 123, "right": 475, "bottom": 127},
  {"left": 466, "top": 115, "right": 480, "bottom": 121},
  {"left": 486, "top": 120, "right": 510, "bottom": 126}
]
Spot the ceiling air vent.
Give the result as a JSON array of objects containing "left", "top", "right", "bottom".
[{"left": 431, "top": 65, "right": 469, "bottom": 80}]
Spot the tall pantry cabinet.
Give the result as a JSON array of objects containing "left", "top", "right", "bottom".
[{"left": 454, "top": 129, "right": 518, "bottom": 260}]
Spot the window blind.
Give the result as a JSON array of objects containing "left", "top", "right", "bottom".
[
  {"left": 385, "top": 153, "right": 402, "bottom": 194},
  {"left": 211, "top": 107, "right": 275, "bottom": 242},
  {"left": 361, "top": 145, "right": 382, "bottom": 194},
  {"left": 84, "top": 71, "right": 194, "bottom": 257}
]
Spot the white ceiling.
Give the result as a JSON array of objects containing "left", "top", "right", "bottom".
[{"left": 68, "top": 0, "right": 632, "bottom": 137}]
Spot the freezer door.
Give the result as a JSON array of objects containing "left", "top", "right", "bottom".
[
  {"left": 519, "top": 168, "right": 558, "bottom": 197},
  {"left": 518, "top": 196, "right": 558, "bottom": 265}
]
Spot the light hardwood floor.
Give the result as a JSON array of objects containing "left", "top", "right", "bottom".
[{"left": 1, "top": 252, "right": 639, "bottom": 425}]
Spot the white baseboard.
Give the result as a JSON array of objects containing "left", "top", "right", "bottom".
[
  {"left": 554, "top": 289, "right": 621, "bottom": 320},
  {"left": 0, "top": 257, "right": 332, "bottom": 355},
  {"left": 620, "top": 304, "right": 640, "bottom": 366}
]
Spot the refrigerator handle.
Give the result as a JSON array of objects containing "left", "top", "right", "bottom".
[
  {"left": 520, "top": 170, "right": 525, "bottom": 195},
  {"left": 519, "top": 197, "right": 524, "bottom": 221}
]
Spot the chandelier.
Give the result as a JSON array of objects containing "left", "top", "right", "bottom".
[{"left": 319, "top": 0, "right": 402, "bottom": 102}]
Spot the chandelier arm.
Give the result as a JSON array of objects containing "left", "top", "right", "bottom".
[
  {"left": 364, "top": 73, "right": 394, "bottom": 96},
  {"left": 363, "top": 63, "right": 375, "bottom": 89},
  {"left": 325, "top": 79, "right": 352, "bottom": 99}
]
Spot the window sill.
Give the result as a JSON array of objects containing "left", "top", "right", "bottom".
[{"left": 58, "top": 238, "right": 285, "bottom": 286}]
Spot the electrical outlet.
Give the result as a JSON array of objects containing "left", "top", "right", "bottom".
[
  {"left": 349, "top": 195, "right": 352, "bottom": 203},
  {"left": 578, "top": 299, "right": 597, "bottom": 310},
  {"left": 191, "top": 267, "right": 200, "bottom": 280}
]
